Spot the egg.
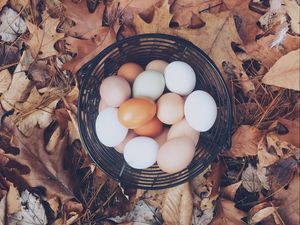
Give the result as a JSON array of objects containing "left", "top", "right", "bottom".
[
  {"left": 95, "top": 108, "right": 128, "bottom": 147},
  {"left": 124, "top": 137, "right": 158, "bottom": 169},
  {"left": 99, "top": 76, "right": 131, "bottom": 107},
  {"left": 133, "top": 71, "right": 165, "bottom": 100},
  {"left": 146, "top": 60, "right": 168, "bottom": 73},
  {"left": 184, "top": 90, "right": 217, "bottom": 132},
  {"left": 154, "top": 128, "right": 169, "bottom": 147},
  {"left": 167, "top": 119, "right": 200, "bottom": 146},
  {"left": 157, "top": 93, "right": 184, "bottom": 125},
  {"left": 117, "top": 62, "right": 144, "bottom": 84},
  {"left": 98, "top": 99, "right": 109, "bottom": 112},
  {"left": 118, "top": 98, "right": 157, "bottom": 129},
  {"left": 164, "top": 61, "right": 196, "bottom": 96},
  {"left": 157, "top": 137, "right": 195, "bottom": 173},
  {"left": 115, "top": 130, "right": 136, "bottom": 153},
  {"left": 134, "top": 117, "right": 163, "bottom": 138}
]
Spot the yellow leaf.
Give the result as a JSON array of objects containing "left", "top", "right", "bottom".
[
  {"left": 262, "top": 49, "right": 300, "bottom": 91},
  {"left": 26, "top": 11, "right": 64, "bottom": 59}
]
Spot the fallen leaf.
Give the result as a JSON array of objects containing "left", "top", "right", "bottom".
[
  {"left": 192, "top": 207, "right": 215, "bottom": 225},
  {"left": 273, "top": 175, "right": 300, "bottom": 225},
  {"left": 25, "top": 11, "right": 64, "bottom": 59},
  {"left": 0, "top": 194, "right": 6, "bottom": 225},
  {"left": 249, "top": 202, "right": 282, "bottom": 225},
  {"left": 241, "top": 164, "right": 262, "bottom": 193},
  {"left": 0, "top": 69, "right": 11, "bottom": 94},
  {"left": 210, "top": 198, "right": 247, "bottom": 225},
  {"left": 162, "top": 182, "right": 193, "bottom": 225},
  {"left": 256, "top": 167, "right": 271, "bottom": 190},
  {"left": 0, "top": 44, "right": 20, "bottom": 68},
  {"left": 8, "top": 190, "right": 47, "bottom": 225},
  {"left": 0, "top": 7, "right": 27, "bottom": 42},
  {"left": 221, "top": 181, "right": 242, "bottom": 201},
  {"left": 284, "top": 0, "right": 300, "bottom": 34},
  {"left": 224, "top": 125, "right": 263, "bottom": 158},
  {"left": 7, "top": 185, "right": 21, "bottom": 214},
  {"left": 223, "top": 0, "right": 261, "bottom": 43},
  {"left": 28, "top": 60, "right": 55, "bottom": 89},
  {"left": 0, "top": 0, "right": 7, "bottom": 11},
  {"left": 262, "top": 49, "right": 300, "bottom": 90}
]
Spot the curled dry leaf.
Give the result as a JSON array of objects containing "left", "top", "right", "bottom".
[
  {"left": 25, "top": 11, "right": 64, "bottom": 59},
  {"left": 249, "top": 202, "right": 282, "bottom": 225},
  {"left": 0, "top": 69, "right": 11, "bottom": 94},
  {"left": 241, "top": 164, "right": 262, "bottom": 193},
  {"left": 0, "top": 7, "right": 27, "bottom": 42},
  {"left": 262, "top": 49, "right": 300, "bottom": 91},
  {"left": 284, "top": 0, "right": 300, "bottom": 34},
  {"left": 224, "top": 125, "right": 263, "bottom": 158},
  {"left": 162, "top": 182, "right": 193, "bottom": 225},
  {"left": 221, "top": 181, "right": 242, "bottom": 201},
  {"left": 28, "top": 60, "right": 54, "bottom": 89}
]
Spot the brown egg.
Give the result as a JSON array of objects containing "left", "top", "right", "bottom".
[
  {"left": 118, "top": 98, "right": 156, "bottom": 129},
  {"left": 134, "top": 117, "right": 163, "bottom": 137},
  {"left": 117, "top": 63, "right": 144, "bottom": 84},
  {"left": 146, "top": 60, "right": 168, "bottom": 74},
  {"left": 115, "top": 130, "right": 136, "bottom": 153},
  {"left": 157, "top": 137, "right": 195, "bottom": 174},
  {"left": 157, "top": 93, "right": 184, "bottom": 125},
  {"left": 154, "top": 128, "right": 169, "bottom": 147}
]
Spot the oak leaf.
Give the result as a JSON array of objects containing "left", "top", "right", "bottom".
[
  {"left": 162, "top": 182, "right": 193, "bottom": 225},
  {"left": 262, "top": 49, "right": 300, "bottom": 91},
  {"left": 26, "top": 11, "right": 64, "bottom": 59}
]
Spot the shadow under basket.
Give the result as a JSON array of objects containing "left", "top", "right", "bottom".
[{"left": 77, "top": 33, "right": 232, "bottom": 190}]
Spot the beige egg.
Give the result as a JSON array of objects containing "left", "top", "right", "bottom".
[
  {"left": 98, "top": 99, "right": 110, "bottom": 112},
  {"left": 157, "top": 93, "right": 184, "bottom": 125},
  {"left": 157, "top": 137, "right": 195, "bottom": 174},
  {"left": 167, "top": 119, "right": 200, "bottom": 146},
  {"left": 154, "top": 127, "right": 169, "bottom": 147},
  {"left": 146, "top": 60, "right": 168, "bottom": 74},
  {"left": 115, "top": 130, "right": 136, "bottom": 153}
]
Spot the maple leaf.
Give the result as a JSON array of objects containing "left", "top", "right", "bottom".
[
  {"left": 26, "top": 11, "right": 64, "bottom": 59},
  {"left": 133, "top": 0, "right": 248, "bottom": 85}
]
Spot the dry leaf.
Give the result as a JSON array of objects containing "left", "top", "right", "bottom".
[
  {"left": 0, "top": 69, "right": 11, "bottom": 94},
  {"left": 0, "top": 44, "right": 20, "bottom": 68},
  {"left": 262, "top": 49, "right": 300, "bottom": 91},
  {"left": 26, "top": 11, "right": 64, "bottom": 59},
  {"left": 224, "top": 125, "right": 263, "bottom": 158},
  {"left": 0, "top": 194, "right": 6, "bottom": 225},
  {"left": 223, "top": 0, "right": 261, "bottom": 43},
  {"left": 249, "top": 202, "right": 282, "bottom": 225},
  {"left": 221, "top": 181, "right": 242, "bottom": 201},
  {"left": 284, "top": 0, "right": 300, "bottom": 34},
  {"left": 0, "top": 7, "right": 27, "bottom": 42},
  {"left": 7, "top": 185, "right": 21, "bottom": 214},
  {"left": 0, "top": 0, "right": 7, "bottom": 11},
  {"left": 28, "top": 60, "right": 54, "bottom": 89},
  {"left": 192, "top": 207, "right": 215, "bottom": 225},
  {"left": 8, "top": 190, "right": 47, "bottom": 225},
  {"left": 241, "top": 164, "right": 262, "bottom": 193},
  {"left": 162, "top": 182, "right": 193, "bottom": 225},
  {"left": 210, "top": 198, "right": 247, "bottom": 225},
  {"left": 273, "top": 175, "right": 300, "bottom": 225}
]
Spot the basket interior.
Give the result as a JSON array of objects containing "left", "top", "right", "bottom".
[{"left": 77, "top": 34, "right": 232, "bottom": 189}]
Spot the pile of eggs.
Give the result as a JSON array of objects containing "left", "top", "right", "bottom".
[{"left": 95, "top": 60, "right": 217, "bottom": 173}]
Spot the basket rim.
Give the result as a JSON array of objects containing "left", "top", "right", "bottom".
[{"left": 77, "top": 33, "right": 232, "bottom": 189}]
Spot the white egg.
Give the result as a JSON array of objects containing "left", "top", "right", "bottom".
[
  {"left": 133, "top": 71, "right": 165, "bottom": 100},
  {"left": 184, "top": 90, "right": 217, "bottom": 132},
  {"left": 124, "top": 137, "right": 158, "bottom": 169},
  {"left": 164, "top": 61, "right": 196, "bottom": 96},
  {"left": 95, "top": 108, "right": 128, "bottom": 147}
]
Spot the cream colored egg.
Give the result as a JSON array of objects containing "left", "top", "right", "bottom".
[
  {"left": 98, "top": 99, "right": 109, "bottom": 112},
  {"left": 167, "top": 119, "right": 200, "bottom": 146},
  {"left": 146, "top": 60, "right": 168, "bottom": 73}
]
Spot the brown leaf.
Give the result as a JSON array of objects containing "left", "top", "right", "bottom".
[
  {"left": 221, "top": 181, "right": 241, "bottom": 201},
  {"left": 284, "top": 0, "right": 300, "bottom": 34},
  {"left": 262, "top": 48, "right": 300, "bottom": 90},
  {"left": 162, "top": 182, "right": 193, "bottom": 225},
  {"left": 25, "top": 11, "right": 64, "bottom": 59},
  {"left": 249, "top": 202, "right": 282, "bottom": 225},
  {"left": 0, "top": 44, "right": 20, "bottom": 68},
  {"left": 0, "top": 69, "right": 11, "bottom": 94},
  {"left": 7, "top": 185, "right": 21, "bottom": 214},
  {"left": 210, "top": 198, "right": 247, "bottom": 225},
  {"left": 224, "top": 125, "right": 263, "bottom": 158},
  {"left": 0, "top": 0, "right": 7, "bottom": 11},
  {"left": 223, "top": 0, "right": 261, "bottom": 43},
  {"left": 0, "top": 194, "right": 6, "bottom": 225},
  {"left": 28, "top": 61, "right": 55, "bottom": 89},
  {"left": 273, "top": 175, "right": 300, "bottom": 225},
  {"left": 241, "top": 164, "right": 262, "bottom": 193}
]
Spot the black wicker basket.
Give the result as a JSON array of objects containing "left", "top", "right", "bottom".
[{"left": 77, "top": 33, "right": 232, "bottom": 189}]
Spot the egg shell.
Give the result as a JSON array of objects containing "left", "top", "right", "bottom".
[
  {"left": 157, "top": 93, "right": 184, "bottom": 125},
  {"left": 99, "top": 76, "right": 131, "bottom": 107},
  {"left": 134, "top": 117, "right": 163, "bottom": 138},
  {"left": 95, "top": 108, "right": 128, "bottom": 147},
  {"left": 117, "top": 62, "right": 144, "bottom": 84},
  {"left": 184, "top": 90, "right": 217, "bottom": 132},
  {"left": 133, "top": 70, "right": 165, "bottom": 101},
  {"left": 115, "top": 130, "right": 136, "bottom": 153},
  {"left": 164, "top": 61, "right": 196, "bottom": 96},
  {"left": 146, "top": 60, "right": 168, "bottom": 73},
  {"left": 98, "top": 99, "right": 109, "bottom": 112},
  {"left": 154, "top": 128, "right": 169, "bottom": 147},
  {"left": 167, "top": 119, "right": 200, "bottom": 146},
  {"left": 157, "top": 137, "right": 195, "bottom": 173},
  {"left": 118, "top": 98, "right": 157, "bottom": 129},
  {"left": 124, "top": 137, "right": 158, "bottom": 169}
]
